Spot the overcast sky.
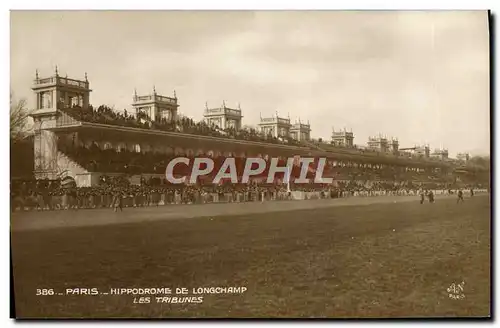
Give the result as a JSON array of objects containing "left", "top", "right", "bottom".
[{"left": 10, "top": 11, "right": 490, "bottom": 156}]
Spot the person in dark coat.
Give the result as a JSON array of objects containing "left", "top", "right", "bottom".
[
  {"left": 457, "top": 189, "right": 464, "bottom": 204},
  {"left": 112, "top": 189, "right": 123, "bottom": 212},
  {"left": 428, "top": 190, "right": 434, "bottom": 203}
]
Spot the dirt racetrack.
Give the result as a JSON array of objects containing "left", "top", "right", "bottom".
[
  {"left": 11, "top": 194, "right": 491, "bottom": 318},
  {"left": 11, "top": 193, "right": 464, "bottom": 231}
]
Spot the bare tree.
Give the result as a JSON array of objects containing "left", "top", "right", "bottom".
[
  {"left": 469, "top": 155, "right": 490, "bottom": 170},
  {"left": 10, "top": 93, "right": 32, "bottom": 141}
]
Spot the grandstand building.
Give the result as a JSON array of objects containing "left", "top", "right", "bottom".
[
  {"left": 331, "top": 128, "right": 354, "bottom": 147},
  {"left": 132, "top": 87, "right": 178, "bottom": 122},
  {"left": 289, "top": 119, "right": 311, "bottom": 142},
  {"left": 456, "top": 153, "right": 470, "bottom": 162},
  {"left": 398, "top": 145, "right": 431, "bottom": 158},
  {"left": 390, "top": 138, "right": 399, "bottom": 155},
  {"left": 258, "top": 112, "right": 292, "bottom": 139},
  {"left": 28, "top": 68, "right": 485, "bottom": 187},
  {"left": 367, "top": 134, "right": 390, "bottom": 153},
  {"left": 203, "top": 101, "right": 243, "bottom": 131},
  {"left": 415, "top": 145, "right": 431, "bottom": 158},
  {"left": 430, "top": 148, "right": 449, "bottom": 160}
]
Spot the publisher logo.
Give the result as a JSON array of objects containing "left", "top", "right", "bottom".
[{"left": 447, "top": 281, "right": 465, "bottom": 300}]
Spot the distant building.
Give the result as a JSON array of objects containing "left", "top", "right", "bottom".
[
  {"left": 367, "top": 134, "right": 389, "bottom": 152},
  {"left": 331, "top": 128, "right": 354, "bottom": 147},
  {"left": 258, "top": 112, "right": 291, "bottom": 139},
  {"left": 203, "top": 101, "right": 243, "bottom": 130},
  {"left": 399, "top": 150, "right": 412, "bottom": 158},
  {"left": 414, "top": 145, "right": 430, "bottom": 158},
  {"left": 290, "top": 119, "right": 311, "bottom": 142},
  {"left": 33, "top": 67, "right": 91, "bottom": 111},
  {"left": 26, "top": 66, "right": 477, "bottom": 186},
  {"left": 132, "top": 87, "right": 178, "bottom": 122},
  {"left": 390, "top": 137, "right": 399, "bottom": 154},
  {"left": 456, "top": 152, "right": 470, "bottom": 162},
  {"left": 431, "top": 148, "right": 449, "bottom": 160},
  {"left": 31, "top": 68, "right": 92, "bottom": 179}
]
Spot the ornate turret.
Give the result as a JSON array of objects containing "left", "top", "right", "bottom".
[
  {"left": 132, "top": 87, "right": 179, "bottom": 122},
  {"left": 290, "top": 118, "right": 311, "bottom": 141},
  {"left": 259, "top": 111, "right": 291, "bottom": 139},
  {"left": 204, "top": 100, "right": 243, "bottom": 130},
  {"left": 332, "top": 127, "right": 354, "bottom": 147}
]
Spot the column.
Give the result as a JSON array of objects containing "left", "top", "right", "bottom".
[
  {"left": 54, "top": 90, "right": 60, "bottom": 109},
  {"left": 49, "top": 90, "right": 55, "bottom": 109},
  {"left": 33, "top": 117, "right": 58, "bottom": 178},
  {"left": 151, "top": 104, "right": 157, "bottom": 121},
  {"left": 33, "top": 119, "right": 42, "bottom": 170},
  {"left": 65, "top": 92, "right": 69, "bottom": 108},
  {"left": 83, "top": 92, "right": 89, "bottom": 108},
  {"left": 42, "top": 129, "right": 58, "bottom": 170},
  {"left": 171, "top": 107, "right": 177, "bottom": 121}
]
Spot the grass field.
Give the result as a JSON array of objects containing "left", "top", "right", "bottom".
[{"left": 11, "top": 195, "right": 491, "bottom": 318}]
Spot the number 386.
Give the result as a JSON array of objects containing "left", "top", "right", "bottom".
[{"left": 36, "top": 289, "right": 54, "bottom": 296}]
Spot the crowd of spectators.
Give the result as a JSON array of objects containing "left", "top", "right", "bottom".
[
  {"left": 63, "top": 145, "right": 290, "bottom": 177},
  {"left": 60, "top": 142, "right": 456, "bottom": 186},
  {"left": 11, "top": 171, "right": 483, "bottom": 212},
  {"left": 11, "top": 178, "right": 294, "bottom": 211},
  {"left": 61, "top": 104, "right": 303, "bottom": 147},
  {"left": 59, "top": 104, "right": 489, "bottom": 170}
]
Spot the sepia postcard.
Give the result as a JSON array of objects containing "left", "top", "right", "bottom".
[{"left": 9, "top": 10, "right": 491, "bottom": 319}]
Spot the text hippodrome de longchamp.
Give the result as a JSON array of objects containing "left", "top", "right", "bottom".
[{"left": 43, "top": 287, "right": 248, "bottom": 304}]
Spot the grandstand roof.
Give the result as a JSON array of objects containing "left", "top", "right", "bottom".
[{"left": 48, "top": 120, "right": 457, "bottom": 169}]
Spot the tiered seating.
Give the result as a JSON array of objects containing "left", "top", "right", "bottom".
[
  {"left": 62, "top": 145, "right": 317, "bottom": 180},
  {"left": 61, "top": 105, "right": 304, "bottom": 147}
]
